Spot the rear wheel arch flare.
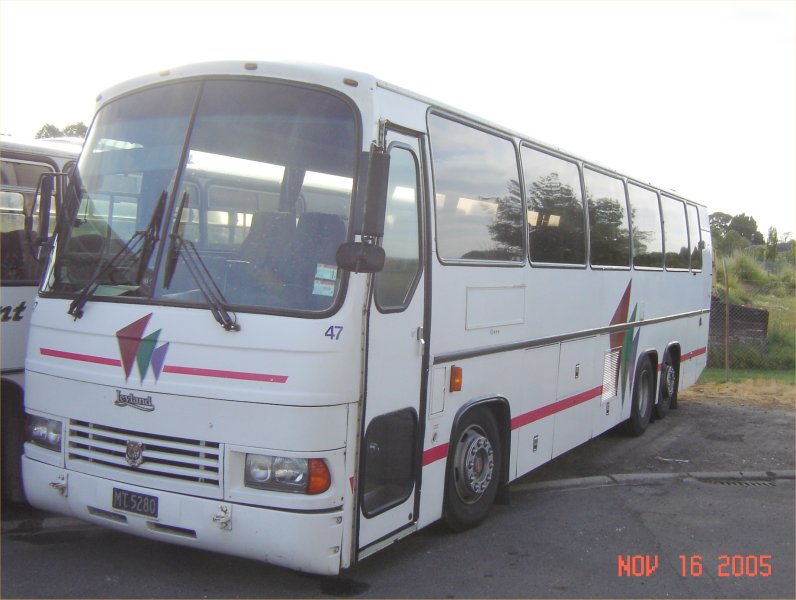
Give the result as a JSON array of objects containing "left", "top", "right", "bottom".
[{"left": 664, "top": 342, "right": 682, "bottom": 366}]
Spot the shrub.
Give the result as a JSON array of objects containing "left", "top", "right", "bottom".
[
  {"left": 765, "top": 324, "right": 795, "bottom": 370},
  {"left": 732, "top": 252, "right": 771, "bottom": 286}
]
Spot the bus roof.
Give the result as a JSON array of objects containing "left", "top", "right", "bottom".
[
  {"left": 94, "top": 61, "right": 702, "bottom": 208},
  {"left": 0, "top": 136, "right": 82, "bottom": 159},
  {"left": 95, "top": 61, "right": 379, "bottom": 110}
]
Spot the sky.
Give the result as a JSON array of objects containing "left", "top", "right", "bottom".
[{"left": 1, "top": 0, "right": 794, "bottom": 238}]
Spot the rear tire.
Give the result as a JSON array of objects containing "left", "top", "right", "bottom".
[
  {"left": 443, "top": 407, "right": 501, "bottom": 532},
  {"left": 624, "top": 357, "right": 654, "bottom": 436},
  {"left": 655, "top": 353, "right": 678, "bottom": 417}
]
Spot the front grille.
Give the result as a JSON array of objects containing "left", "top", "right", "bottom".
[{"left": 68, "top": 420, "right": 221, "bottom": 487}]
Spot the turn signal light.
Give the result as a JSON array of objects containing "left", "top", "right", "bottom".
[
  {"left": 307, "top": 458, "right": 332, "bottom": 495},
  {"left": 450, "top": 365, "right": 463, "bottom": 392}
]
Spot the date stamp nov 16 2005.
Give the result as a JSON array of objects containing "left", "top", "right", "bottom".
[{"left": 618, "top": 554, "right": 773, "bottom": 578}]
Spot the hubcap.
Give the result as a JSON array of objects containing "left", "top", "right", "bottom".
[
  {"left": 664, "top": 363, "right": 676, "bottom": 397},
  {"left": 453, "top": 426, "right": 494, "bottom": 504}
]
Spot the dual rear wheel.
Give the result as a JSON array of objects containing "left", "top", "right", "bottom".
[{"left": 626, "top": 352, "right": 680, "bottom": 436}]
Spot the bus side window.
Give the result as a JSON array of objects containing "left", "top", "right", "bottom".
[
  {"left": 522, "top": 146, "right": 586, "bottom": 265},
  {"left": 686, "top": 204, "right": 702, "bottom": 271},
  {"left": 1, "top": 159, "right": 55, "bottom": 282},
  {"left": 661, "top": 195, "right": 690, "bottom": 270},
  {"left": 428, "top": 114, "right": 524, "bottom": 263},
  {"left": 627, "top": 183, "right": 663, "bottom": 269},
  {"left": 584, "top": 167, "right": 631, "bottom": 268},
  {"left": 374, "top": 146, "right": 421, "bottom": 311}
]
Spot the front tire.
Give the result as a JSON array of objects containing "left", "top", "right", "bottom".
[
  {"left": 624, "top": 357, "right": 654, "bottom": 436},
  {"left": 443, "top": 407, "right": 501, "bottom": 532}
]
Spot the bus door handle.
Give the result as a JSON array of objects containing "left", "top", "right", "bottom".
[{"left": 416, "top": 327, "right": 425, "bottom": 346}]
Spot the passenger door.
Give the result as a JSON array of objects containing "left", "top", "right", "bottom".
[{"left": 357, "top": 130, "right": 427, "bottom": 555}]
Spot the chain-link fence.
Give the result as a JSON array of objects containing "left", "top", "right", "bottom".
[
  {"left": 709, "top": 297, "right": 769, "bottom": 367},
  {"left": 708, "top": 254, "right": 795, "bottom": 372}
]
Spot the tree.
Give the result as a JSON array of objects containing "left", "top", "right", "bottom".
[
  {"left": 728, "top": 213, "right": 765, "bottom": 245},
  {"left": 719, "top": 229, "right": 750, "bottom": 255},
  {"left": 35, "top": 123, "right": 62, "bottom": 138},
  {"left": 766, "top": 227, "right": 779, "bottom": 262},
  {"left": 709, "top": 211, "right": 732, "bottom": 238},
  {"left": 62, "top": 122, "right": 87, "bottom": 137},
  {"left": 35, "top": 121, "right": 87, "bottom": 139}
]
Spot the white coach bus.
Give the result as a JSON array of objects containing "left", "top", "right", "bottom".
[
  {"left": 22, "top": 62, "right": 711, "bottom": 575},
  {"left": 1, "top": 136, "right": 80, "bottom": 502}
]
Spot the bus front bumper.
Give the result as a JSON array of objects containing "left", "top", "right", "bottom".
[{"left": 22, "top": 457, "right": 345, "bottom": 575}]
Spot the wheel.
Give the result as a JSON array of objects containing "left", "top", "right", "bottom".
[
  {"left": 624, "top": 357, "right": 654, "bottom": 436},
  {"left": 443, "top": 407, "right": 501, "bottom": 532},
  {"left": 655, "top": 353, "right": 679, "bottom": 417},
  {"left": 663, "top": 354, "right": 680, "bottom": 410}
]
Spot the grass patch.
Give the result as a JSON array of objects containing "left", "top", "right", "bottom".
[
  {"left": 684, "top": 369, "right": 795, "bottom": 411},
  {"left": 713, "top": 252, "right": 795, "bottom": 370},
  {"left": 697, "top": 368, "right": 795, "bottom": 385}
]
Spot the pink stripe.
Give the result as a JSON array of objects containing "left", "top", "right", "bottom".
[
  {"left": 422, "top": 443, "right": 449, "bottom": 467},
  {"left": 423, "top": 386, "right": 603, "bottom": 467},
  {"left": 511, "top": 385, "right": 603, "bottom": 430},
  {"left": 681, "top": 347, "right": 707, "bottom": 362},
  {"left": 162, "top": 365, "right": 288, "bottom": 383},
  {"left": 40, "top": 347, "right": 121, "bottom": 367},
  {"left": 41, "top": 347, "right": 287, "bottom": 383}
]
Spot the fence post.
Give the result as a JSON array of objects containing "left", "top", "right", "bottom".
[{"left": 723, "top": 257, "right": 730, "bottom": 382}]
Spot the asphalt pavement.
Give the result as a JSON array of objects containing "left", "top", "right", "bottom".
[{"left": 2, "top": 397, "right": 794, "bottom": 598}]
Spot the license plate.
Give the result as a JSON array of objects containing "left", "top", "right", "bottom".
[{"left": 112, "top": 487, "right": 158, "bottom": 518}]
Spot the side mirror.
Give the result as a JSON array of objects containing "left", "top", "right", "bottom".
[
  {"left": 354, "top": 145, "right": 390, "bottom": 238},
  {"left": 28, "top": 172, "right": 67, "bottom": 260},
  {"left": 363, "top": 147, "right": 389, "bottom": 238},
  {"left": 336, "top": 242, "right": 385, "bottom": 273}
]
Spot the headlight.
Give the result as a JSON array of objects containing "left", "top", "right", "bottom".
[
  {"left": 244, "top": 454, "right": 330, "bottom": 494},
  {"left": 25, "top": 415, "right": 62, "bottom": 452}
]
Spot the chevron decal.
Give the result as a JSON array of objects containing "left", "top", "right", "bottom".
[{"left": 116, "top": 313, "right": 170, "bottom": 383}]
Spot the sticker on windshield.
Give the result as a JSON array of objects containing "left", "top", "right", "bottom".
[
  {"left": 312, "top": 264, "right": 338, "bottom": 297},
  {"left": 315, "top": 264, "right": 338, "bottom": 281}
]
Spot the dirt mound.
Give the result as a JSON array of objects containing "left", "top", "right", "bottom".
[{"left": 680, "top": 379, "right": 795, "bottom": 411}]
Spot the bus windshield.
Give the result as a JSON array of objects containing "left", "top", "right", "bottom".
[{"left": 45, "top": 79, "right": 358, "bottom": 315}]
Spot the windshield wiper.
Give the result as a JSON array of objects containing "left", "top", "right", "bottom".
[
  {"left": 68, "top": 190, "right": 167, "bottom": 320},
  {"left": 163, "top": 192, "right": 240, "bottom": 332}
]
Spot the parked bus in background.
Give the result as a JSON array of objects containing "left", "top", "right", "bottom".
[
  {"left": 21, "top": 63, "right": 710, "bottom": 574},
  {"left": 1, "top": 136, "right": 81, "bottom": 502}
]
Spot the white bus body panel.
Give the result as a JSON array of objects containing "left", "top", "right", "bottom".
[
  {"left": 1, "top": 286, "right": 33, "bottom": 376},
  {"left": 23, "top": 287, "right": 369, "bottom": 573},
  {"left": 22, "top": 458, "right": 345, "bottom": 574}
]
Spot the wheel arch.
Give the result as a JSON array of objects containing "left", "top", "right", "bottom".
[
  {"left": 662, "top": 342, "right": 682, "bottom": 372},
  {"left": 449, "top": 395, "right": 511, "bottom": 489}
]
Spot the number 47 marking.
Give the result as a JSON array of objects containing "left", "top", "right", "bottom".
[{"left": 325, "top": 326, "right": 344, "bottom": 341}]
